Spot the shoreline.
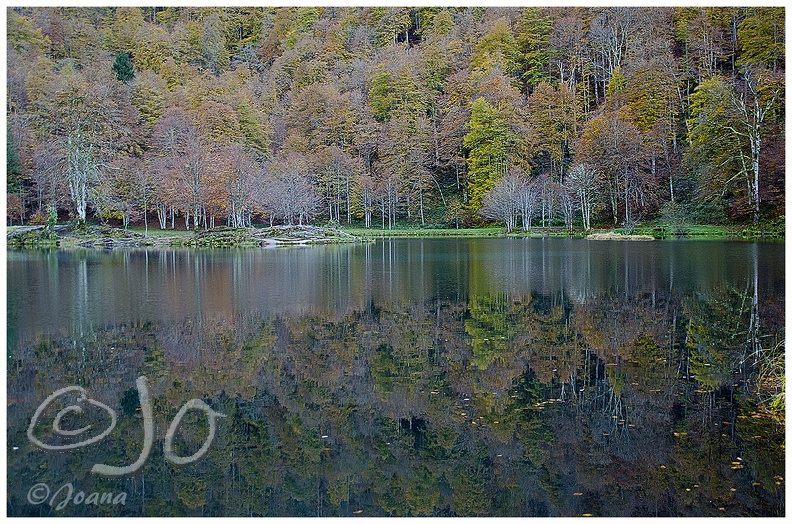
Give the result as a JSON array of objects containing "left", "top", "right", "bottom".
[
  {"left": 6, "top": 224, "right": 366, "bottom": 249},
  {"left": 5, "top": 223, "right": 784, "bottom": 249}
]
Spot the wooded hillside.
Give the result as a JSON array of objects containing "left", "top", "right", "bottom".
[{"left": 6, "top": 7, "right": 785, "bottom": 230}]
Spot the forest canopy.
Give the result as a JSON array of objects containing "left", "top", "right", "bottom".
[{"left": 5, "top": 6, "right": 786, "bottom": 230}]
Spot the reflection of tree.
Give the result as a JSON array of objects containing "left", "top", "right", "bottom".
[
  {"left": 465, "top": 293, "right": 519, "bottom": 370},
  {"left": 7, "top": 288, "right": 784, "bottom": 517}
]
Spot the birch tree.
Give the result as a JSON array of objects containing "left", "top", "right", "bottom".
[
  {"left": 565, "top": 163, "right": 599, "bottom": 230},
  {"left": 688, "top": 69, "right": 781, "bottom": 224}
]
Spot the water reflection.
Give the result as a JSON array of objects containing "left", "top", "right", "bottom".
[
  {"left": 6, "top": 239, "right": 784, "bottom": 347},
  {"left": 6, "top": 239, "right": 785, "bottom": 516}
]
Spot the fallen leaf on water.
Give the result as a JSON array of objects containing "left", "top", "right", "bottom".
[
  {"left": 660, "top": 465, "right": 666, "bottom": 469},
  {"left": 582, "top": 514, "right": 593, "bottom": 517},
  {"left": 573, "top": 493, "right": 583, "bottom": 496},
  {"left": 752, "top": 482, "right": 761, "bottom": 487},
  {"left": 353, "top": 510, "right": 363, "bottom": 515},
  {"left": 730, "top": 488, "right": 736, "bottom": 492},
  {"left": 718, "top": 507, "right": 725, "bottom": 511}
]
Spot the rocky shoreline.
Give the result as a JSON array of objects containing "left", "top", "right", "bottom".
[
  {"left": 586, "top": 231, "right": 655, "bottom": 241},
  {"left": 6, "top": 224, "right": 364, "bottom": 249}
]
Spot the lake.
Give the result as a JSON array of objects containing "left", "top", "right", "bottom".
[{"left": 6, "top": 238, "right": 785, "bottom": 516}]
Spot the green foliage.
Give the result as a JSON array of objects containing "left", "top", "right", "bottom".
[
  {"left": 45, "top": 203, "right": 58, "bottom": 232},
  {"left": 605, "top": 67, "right": 626, "bottom": 98},
  {"left": 176, "top": 475, "right": 208, "bottom": 509},
  {"left": 515, "top": 7, "right": 552, "bottom": 89},
  {"left": 237, "top": 103, "right": 271, "bottom": 156},
  {"left": 465, "top": 294, "right": 518, "bottom": 369},
  {"left": 472, "top": 18, "right": 520, "bottom": 76},
  {"left": 368, "top": 69, "right": 396, "bottom": 121},
  {"left": 130, "top": 77, "right": 164, "bottom": 126},
  {"left": 430, "top": 9, "right": 454, "bottom": 37},
  {"left": 464, "top": 97, "right": 517, "bottom": 213},
  {"left": 103, "top": 6, "right": 145, "bottom": 53},
  {"left": 7, "top": 11, "right": 50, "bottom": 54},
  {"left": 737, "top": 7, "right": 785, "bottom": 70},
  {"left": 112, "top": 51, "right": 135, "bottom": 83}
]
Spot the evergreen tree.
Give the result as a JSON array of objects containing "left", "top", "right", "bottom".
[{"left": 112, "top": 51, "right": 135, "bottom": 83}]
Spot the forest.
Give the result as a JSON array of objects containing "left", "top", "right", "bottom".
[{"left": 5, "top": 6, "right": 786, "bottom": 231}]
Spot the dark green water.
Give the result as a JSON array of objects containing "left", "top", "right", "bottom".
[{"left": 6, "top": 238, "right": 785, "bottom": 516}]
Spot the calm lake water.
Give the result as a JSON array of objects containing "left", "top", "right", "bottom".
[{"left": 6, "top": 238, "right": 785, "bottom": 516}]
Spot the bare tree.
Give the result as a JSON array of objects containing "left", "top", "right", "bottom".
[
  {"left": 266, "top": 153, "right": 321, "bottom": 225},
  {"left": 566, "top": 163, "right": 599, "bottom": 230},
  {"left": 557, "top": 186, "right": 578, "bottom": 231},
  {"left": 480, "top": 173, "right": 519, "bottom": 232},
  {"left": 731, "top": 67, "right": 781, "bottom": 225},
  {"left": 219, "top": 144, "right": 261, "bottom": 228},
  {"left": 515, "top": 175, "right": 540, "bottom": 231},
  {"left": 353, "top": 172, "right": 377, "bottom": 228}
]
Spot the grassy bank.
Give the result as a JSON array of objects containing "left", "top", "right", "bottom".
[
  {"left": 341, "top": 226, "right": 507, "bottom": 238},
  {"left": 7, "top": 218, "right": 783, "bottom": 249},
  {"left": 343, "top": 223, "right": 784, "bottom": 240}
]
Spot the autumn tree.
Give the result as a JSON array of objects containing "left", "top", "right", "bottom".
[
  {"left": 463, "top": 96, "right": 519, "bottom": 214},
  {"left": 266, "top": 152, "right": 321, "bottom": 225},
  {"left": 687, "top": 69, "right": 782, "bottom": 224},
  {"left": 29, "top": 63, "right": 138, "bottom": 224},
  {"left": 577, "top": 110, "right": 648, "bottom": 228},
  {"left": 528, "top": 80, "right": 578, "bottom": 182},
  {"left": 217, "top": 143, "right": 262, "bottom": 228},
  {"left": 4, "top": 6, "right": 786, "bottom": 231}
]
